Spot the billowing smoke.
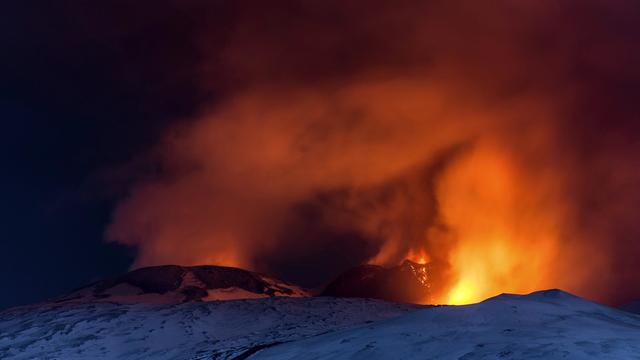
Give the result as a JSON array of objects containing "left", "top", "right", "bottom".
[{"left": 106, "top": 0, "right": 640, "bottom": 304}]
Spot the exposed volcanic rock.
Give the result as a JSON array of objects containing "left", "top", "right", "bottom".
[
  {"left": 321, "top": 260, "right": 445, "bottom": 304},
  {"left": 55, "top": 265, "right": 308, "bottom": 304}
]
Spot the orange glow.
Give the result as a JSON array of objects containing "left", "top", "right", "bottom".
[
  {"left": 108, "top": 83, "right": 580, "bottom": 305},
  {"left": 424, "top": 140, "right": 564, "bottom": 304},
  {"left": 106, "top": 0, "right": 629, "bottom": 306},
  {"left": 448, "top": 280, "right": 477, "bottom": 305},
  {"left": 407, "top": 249, "right": 430, "bottom": 265}
]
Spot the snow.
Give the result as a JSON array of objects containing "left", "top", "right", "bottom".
[
  {"left": 258, "top": 275, "right": 308, "bottom": 298},
  {"left": 53, "top": 266, "right": 310, "bottom": 305},
  {"left": 204, "top": 287, "right": 269, "bottom": 300},
  {"left": 180, "top": 271, "right": 207, "bottom": 289},
  {"left": 254, "top": 290, "right": 640, "bottom": 359},
  {"left": 0, "top": 297, "right": 418, "bottom": 360},
  {"left": 100, "top": 283, "right": 185, "bottom": 304},
  {"left": 2, "top": 289, "right": 640, "bottom": 359}
]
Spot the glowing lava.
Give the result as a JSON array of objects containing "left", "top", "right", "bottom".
[
  {"left": 421, "top": 140, "right": 563, "bottom": 305},
  {"left": 447, "top": 280, "right": 477, "bottom": 305},
  {"left": 407, "top": 249, "right": 430, "bottom": 265}
]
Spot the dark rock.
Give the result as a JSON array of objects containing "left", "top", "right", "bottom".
[
  {"left": 57, "top": 265, "right": 308, "bottom": 304},
  {"left": 321, "top": 260, "right": 447, "bottom": 304}
]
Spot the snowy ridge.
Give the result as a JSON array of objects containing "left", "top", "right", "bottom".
[
  {"left": 3, "top": 287, "right": 640, "bottom": 359},
  {"left": 0, "top": 297, "right": 419, "bottom": 360},
  {"left": 253, "top": 289, "right": 640, "bottom": 359}
]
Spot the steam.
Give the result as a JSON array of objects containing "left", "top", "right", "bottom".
[{"left": 106, "top": 0, "right": 640, "bottom": 304}]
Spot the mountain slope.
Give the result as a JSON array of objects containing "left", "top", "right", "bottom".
[
  {"left": 54, "top": 265, "right": 308, "bottom": 304},
  {"left": 254, "top": 290, "right": 640, "bottom": 359},
  {"left": 0, "top": 297, "right": 420, "bottom": 360},
  {"left": 4, "top": 262, "right": 640, "bottom": 360}
]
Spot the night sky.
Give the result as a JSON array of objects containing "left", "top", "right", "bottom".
[
  {"left": 1, "top": 1, "right": 211, "bottom": 309},
  {"left": 3, "top": 1, "right": 640, "bottom": 309}
]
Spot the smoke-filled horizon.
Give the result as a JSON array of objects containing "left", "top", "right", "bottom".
[{"left": 105, "top": 0, "right": 640, "bottom": 305}]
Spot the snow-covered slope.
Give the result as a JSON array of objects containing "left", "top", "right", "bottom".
[
  {"left": 0, "top": 297, "right": 419, "bottom": 360},
  {"left": 3, "top": 289, "right": 639, "bottom": 359},
  {"left": 54, "top": 265, "right": 308, "bottom": 304},
  {"left": 254, "top": 290, "right": 640, "bottom": 359}
]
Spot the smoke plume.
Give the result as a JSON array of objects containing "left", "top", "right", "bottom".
[{"left": 106, "top": 0, "right": 640, "bottom": 304}]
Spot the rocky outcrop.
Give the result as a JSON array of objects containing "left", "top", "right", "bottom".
[{"left": 55, "top": 265, "right": 308, "bottom": 304}]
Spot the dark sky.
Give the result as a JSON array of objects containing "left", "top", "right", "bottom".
[
  {"left": 2, "top": 1, "right": 640, "bottom": 309},
  {"left": 0, "top": 1, "right": 215, "bottom": 309}
]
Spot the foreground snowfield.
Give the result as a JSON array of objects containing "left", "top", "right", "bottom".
[
  {"left": 2, "top": 289, "right": 640, "bottom": 359},
  {"left": 0, "top": 297, "right": 419, "bottom": 360},
  {"left": 255, "top": 290, "right": 640, "bottom": 360}
]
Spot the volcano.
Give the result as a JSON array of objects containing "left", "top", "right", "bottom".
[
  {"left": 53, "top": 261, "right": 445, "bottom": 306},
  {"left": 54, "top": 265, "right": 308, "bottom": 305},
  {"left": 321, "top": 260, "right": 446, "bottom": 304}
]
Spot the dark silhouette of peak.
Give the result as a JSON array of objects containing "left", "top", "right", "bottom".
[
  {"left": 321, "top": 260, "right": 448, "bottom": 304},
  {"left": 55, "top": 265, "right": 308, "bottom": 304}
]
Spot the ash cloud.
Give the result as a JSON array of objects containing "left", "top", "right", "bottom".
[{"left": 106, "top": 0, "right": 640, "bottom": 304}]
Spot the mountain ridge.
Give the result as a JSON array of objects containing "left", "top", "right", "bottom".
[
  {"left": 53, "top": 264, "right": 309, "bottom": 305},
  {"left": 3, "top": 288, "right": 639, "bottom": 359}
]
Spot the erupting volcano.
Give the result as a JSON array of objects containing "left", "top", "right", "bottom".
[
  {"left": 5, "top": 0, "right": 640, "bottom": 358},
  {"left": 103, "top": 0, "right": 640, "bottom": 307},
  {"left": 107, "top": 113, "right": 583, "bottom": 306}
]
